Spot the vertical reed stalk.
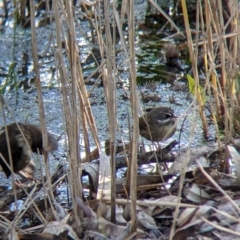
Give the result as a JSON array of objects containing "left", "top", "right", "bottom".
[
  {"left": 30, "top": 0, "right": 57, "bottom": 222},
  {"left": 128, "top": 0, "right": 138, "bottom": 233},
  {"left": 53, "top": 0, "right": 82, "bottom": 234},
  {"left": 181, "top": 0, "right": 208, "bottom": 138},
  {"left": 102, "top": 0, "right": 117, "bottom": 223}
]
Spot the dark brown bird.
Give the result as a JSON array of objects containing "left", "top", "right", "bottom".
[
  {"left": 139, "top": 107, "right": 177, "bottom": 142},
  {"left": 0, "top": 123, "right": 58, "bottom": 178}
]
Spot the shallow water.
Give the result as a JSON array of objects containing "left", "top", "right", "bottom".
[{"left": 0, "top": 1, "right": 216, "bottom": 188}]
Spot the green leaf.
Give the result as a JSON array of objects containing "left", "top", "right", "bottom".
[
  {"left": 187, "top": 74, "right": 206, "bottom": 105},
  {"left": 187, "top": 74, "right": 195, "bottom": 95}
]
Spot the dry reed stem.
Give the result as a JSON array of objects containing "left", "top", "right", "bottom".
[
  {"left": 196, "top": 161, "right": 240, "bottom": 215},
  {"left": 168, "top": 0, "right": 210, "bottom": 238},
  {"left": 127, "top": 0, "right": 138, "bottom": 233},
  {"left": 29, "top": 0, "right": 59, "bottom": 224},
  {"left": 148, "top": 0, "right": 183, "bottom": 36},
  {"left": 53, "top": 0, "right": 82, "bottom": 235},
  {"left": 183, "top": 0, "right": 208, "bottom": 138},
  {"left": 59, "top": 0, "right": 83, "bottom": 234},
  {"left": 61, "top": 2, "right": 101, "bottom": 154},
  {"left": 201, "top": 0, "right": 240, "bottom": 149},
  {"left": 102, "top": 0, "right": 117, "bottom": 223}
]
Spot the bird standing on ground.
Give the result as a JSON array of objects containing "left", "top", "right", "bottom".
[
  {"left": 0, "top": 123, "right": 58, "bottom": 178},
  {"left": 139, "top": 107, "right": 177, "bottom": 142}
]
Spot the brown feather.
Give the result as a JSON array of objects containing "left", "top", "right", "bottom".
[{"left": 0, "top": 123, "right": 58, "bottom": 178}]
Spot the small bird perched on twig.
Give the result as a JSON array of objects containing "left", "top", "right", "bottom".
[
  {"left": 139, "top": 107, "right": 177, "bottom": 142},
  {"left": 0, "top": 123, "right": 58, "bottom": 178}
]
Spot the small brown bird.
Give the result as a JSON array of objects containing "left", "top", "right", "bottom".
[
  {"left": 0, "top": 123, "right": 58, "bottom": 178},
  {"left": 139, "top": 107, "right": 177, "bottom": 142}
]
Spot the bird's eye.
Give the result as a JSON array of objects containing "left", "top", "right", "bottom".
[{"left": 164, "top": 113, "right": 172, "bottom": 118}]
